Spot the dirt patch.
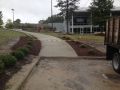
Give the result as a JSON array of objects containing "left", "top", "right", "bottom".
[{"left": 0, "top": 36, "right": 41, "bottom": 90}]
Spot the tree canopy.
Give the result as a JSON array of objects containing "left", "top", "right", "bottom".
[
  {"left": 38, "top": 14, "right": 64, "bottom": 24},
  {"left": 0, "top": 11, "right": 3, "bottom": 26},
  {"left": 14, "top": 19, "right": 21, "bottom": 24},
  {"left": 46, "top": 14, "right": 64, "bottom": 23},
  {"left": 88, "top": 0, "right": 114, "bottom": 33},
  {"left": 13, "top": 19, "right": 21, "bottom": 28},
  {"left": 55, "top": 0, "right": 80, "bottom": 20},
  {"left": 5, "top": 19, "right": 14, "bottom": 29}
]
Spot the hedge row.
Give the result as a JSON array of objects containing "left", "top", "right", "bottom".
[{"left": 0, "top": 36, "right": 34, "bottom": 73}]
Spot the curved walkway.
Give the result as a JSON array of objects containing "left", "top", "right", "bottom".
[{"left": 21, "top": 31, "right": 78, "bottom": 57}]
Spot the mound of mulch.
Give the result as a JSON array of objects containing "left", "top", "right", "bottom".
[
  {"left": 94, "top": 33, "right": 105, "bottom": 36},
  {"left": 60, "top": 36, "right": 106, "bottom": 56},
  {"left": 0, "top": 36, "right": 41, "bottom": 90},
  {"left": 66, "top": 41, "right": 106, "bottom": 56},
  {"left": 11, "top": 36, "right": 41, "bottom": 55}
]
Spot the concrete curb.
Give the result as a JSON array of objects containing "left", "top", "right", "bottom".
[
  {"left": 40, "top": 56, "right": 106, "bottom": 60},
  {"left": 10, "top": 56, "right": 40, "bottom": 90}
]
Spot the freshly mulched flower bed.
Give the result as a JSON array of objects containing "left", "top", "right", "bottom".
[
  {"left": 66, "top": 40, "right": 106, "bottom": 56},
  {"left": 0, "top": 36, "right": 41, "bottom": 90},
  {"left": 61, "top": 36, "right": 106, "bottom": 56}
]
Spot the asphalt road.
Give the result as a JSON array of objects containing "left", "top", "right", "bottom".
[{"left": 22, "top": 57, "right": 120, "bottom": 90}]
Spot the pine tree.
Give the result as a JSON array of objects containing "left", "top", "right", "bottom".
[
  {"left": 88, "top": 0, "right": 114, "bottom": 33},
  {"left": 55, "top": 0, "right": 80, "bottom": 33}
]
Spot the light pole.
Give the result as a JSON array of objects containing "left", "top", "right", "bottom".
[
  {"left": 51, "top": 0, "right": 53, "bottom": 31},
  {"left": 11, "top": 9, "right": 14, "bottom": 23},
  {"left": 56, "top": 0, "right": 69, "bottom": 34}
]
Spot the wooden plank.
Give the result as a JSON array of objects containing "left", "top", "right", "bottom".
[
  {"left": 113, "top": 17, "right": 119, "bottom": 44},
  {"left": 109, "top": 18, "right": 114, "bottom": 43}
]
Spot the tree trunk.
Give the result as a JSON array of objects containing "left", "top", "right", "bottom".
[{"left": 100, "top": 25, "right": 103, "bottom": 33}]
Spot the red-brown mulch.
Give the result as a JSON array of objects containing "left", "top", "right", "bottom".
[
  {"left": 12, "top": 36, "right": 41, "bottom": 55},
  {"left": 94, "top": 33, "right": 105, "bottom": 36},
  {"left": 0, "top": 36, "right": 41, "bottom": 90},
  {"left": 66, "top": 40, "right": 106, "bottom": 56},
  {"left": 11, "top": 36, "right": 27, "bottom": 50}
]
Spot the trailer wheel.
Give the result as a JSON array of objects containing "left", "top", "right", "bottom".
[{"left": 112, "top": 53, "right": 120, "bottom": 74}]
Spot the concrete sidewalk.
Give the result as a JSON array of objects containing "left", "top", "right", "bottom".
[
  {"left": 21, "top": 31, "right": 78, "bottom": 57},
  {"left": 10, "top": 31, "right": 106, "bottom": 90}
]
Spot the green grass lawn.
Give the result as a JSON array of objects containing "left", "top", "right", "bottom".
[
  {"left": 40, "top": 32, "right": 61, "bottom": 37},
  {"left": 0, "top": 28, "right": 25, "bottom": 43},
  {"left": 70, "top": 34, "right": 104, "bottom": 41},
  {"left": 40, "top": 32, "right": 104, "bottom": 41}
]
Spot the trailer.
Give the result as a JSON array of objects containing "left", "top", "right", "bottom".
[{"left": 105, "top": 16, "right": 120, "bottom": 73}]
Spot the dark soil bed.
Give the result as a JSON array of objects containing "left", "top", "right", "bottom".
[
  {"left": 66, "top": 40, "right": 106, "bottom": 56},
  {"left": 0, "top": 36, "right": 41, "bottom": 90}
]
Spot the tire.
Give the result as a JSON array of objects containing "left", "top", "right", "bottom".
[{"left": 112, "top": 53, "right": 120, "bottom": 74}]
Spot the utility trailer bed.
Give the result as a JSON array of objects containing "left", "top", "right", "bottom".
[{"left": 105, "top": 16, "right": 120, "bottom": 73}]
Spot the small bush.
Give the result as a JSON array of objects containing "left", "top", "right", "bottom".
[
  {"left": 11, "top": 50, "right": 25, "bottom": 60},
  {"left": 68, "top": 32, "right": 74, "bottom": 35},
  {"left": 88, "top": 49, "right": 96, "bottom": 54},
  {"left": 66, "top": 37, "right": 70, "bottom": 40},
  {"left": 71, "top": 40, "right": 75, "bottom": 42},
  {"left": 75, "top": 41, "right": 80, "bottom": 44},
  {"left": 1, "top": 55, "right": 17, "bottom": 67},
  {"left": 27, "top": 36, "right": 33, "bottom": 42},
  {"left": 80, "top": 44, "right": 86, "bottom": 48},
  {"left": 17, "top": 47, "right": 30, "bottom": 55},
  {"left": 0, "top": 59, "right": 4, "bottom": 73},
  {"left": 63, "top": 36, "right": 66, "bottom": 39},
  {"left": 24, "top": 45, "right": 31, "bottom": 50},
  {"left": 27, "top": 39, "right": 33, "bottom": 41},
  {"left": 27, "top": 41, "right": 33, "bottom": 45},
  {"left": 27, "top": 38, "right": 33, "bottom": 42},
  {"left": 27, "top": 35, "right": 33, "bottom": 39}
]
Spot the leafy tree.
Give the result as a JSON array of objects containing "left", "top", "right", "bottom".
[
  {"left": 38, "top": 14, "right": 64, "bottom": 24},
  {"left": 0, "top": 11, "right": 3, "bottom": 27},
  {"left": 14, "top": 19, "right": 21, "bottom": 24},
  {"left": 5, "top": 19, "right": 14, "bottom": 29},
  {"left": 13, "top": 19, "right": 21, "bottom": 28},
  {"left": 55, "top": 0, "right": 80, "bottom": 33},
  {"left": 88, "top": 0, "right": 114, "bottom": 33},
  {"left": 46, "top": 14, "right": 64, "bottom": 23},
  {"left": 38, "top": 20, "right": 47, "bottom": 24}
]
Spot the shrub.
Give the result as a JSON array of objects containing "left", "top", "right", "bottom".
[
  {"left": 27, "top": 38, "right": 33, "bottom": 41},
  {"left": 75, "top": 41, "right": 80, "bottom": 44},
  {"left": 27, "top": 35, "right": 33, "bottom": 39},
  {"left": 80, "top": 44, "right": 86, "bottom": 48},
  {"left": 27, "top": 36, "right": 33, "bottom": 41},
  {"left": 88, "top": 49, "right": 96, "bottom": 54},
  {"left": 28, "top": 39, "right": 33, "bottom": 42},
  {"left": 17, "top": 47, "right": 30, "bottom": 55},
  {"left": 63, "top": 36, "right": 66, "bottom": 39},
  {"left": 11, "top": 50, "right": 25, "bottom": 60},
  {"left": 24, "top": 45, "right": 31, "bottom": 50},
  {"left": 1, "top": 55, "right": 17, "bottom": 67},
  {"left": 27, "top": 41, "right": 33, "bottom": 45},
  {"left": 68, "top": 32, "right": 74, "bottom": 35},
  {"left": 0, "top": 59, "right": 4, "bottom": 73},
  {"left": 66, "top": 37, "right": 70, "bottom": 40},
  {"left": 71, "top": 40, "right": 75, "bottom": 42}
]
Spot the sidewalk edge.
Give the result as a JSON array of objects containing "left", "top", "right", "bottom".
[{"left": 10, "top": 56, "right": 40, "bottom": 90}]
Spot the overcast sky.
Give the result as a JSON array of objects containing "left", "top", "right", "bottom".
[{"left": 0, "top": 0, "right": 120, "bottom": 24}]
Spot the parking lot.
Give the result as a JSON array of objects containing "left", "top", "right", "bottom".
[{"left": 22, "top": 57, "right": 120, "bottom": 90}]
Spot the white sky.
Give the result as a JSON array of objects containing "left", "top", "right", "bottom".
[{"left": 0, "top": 0, "right": 120, "bottom": 24}]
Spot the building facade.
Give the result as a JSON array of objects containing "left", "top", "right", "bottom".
[{"left": 64, "top": 7, "right": 120, "bottom": 34}]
